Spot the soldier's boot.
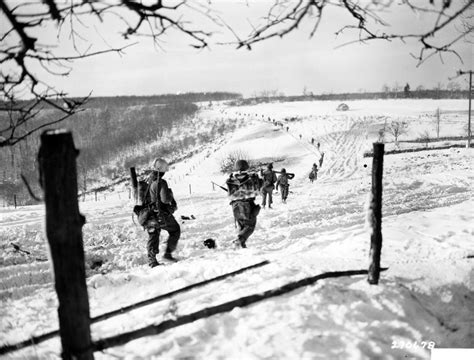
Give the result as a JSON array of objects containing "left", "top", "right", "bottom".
[
  {"left": 162, "top": 252, "right": 178, "bottom": 263},
  {"left": 233, "top": 238, "right": 247, "bottom": 249}
]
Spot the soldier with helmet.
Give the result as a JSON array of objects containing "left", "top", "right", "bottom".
[
  {"left": 275, "top": 168, "right": 295, "bottom": 203},
  {"left": 146, "top": 158, "right": 180, "bottom": 267},
  {"left": 260, "top": 162, "right": 277, "bottom": 209},
  {"left": 309, "top": 163, "right": 318, "bottom": 183},
  {"left": 226, "top": 159, "right": 262, "bottom": 248}
]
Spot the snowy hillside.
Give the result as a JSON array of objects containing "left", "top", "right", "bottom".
[{"left": 0, "top": 99, "right": 473, "bottom": 359}]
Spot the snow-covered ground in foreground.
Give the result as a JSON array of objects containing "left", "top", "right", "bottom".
[{"left": 0, "top": 99, "right": 473, "bottom": 359}]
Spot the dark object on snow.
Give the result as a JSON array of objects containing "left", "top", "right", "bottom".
[
  {"left": 336, "top": 103, "right": 349, "bottom": 111},
  {"left": 204, "top": 238, "right": 216, "bottom": 249},
  {"left": 181, "top": 215, "right": 196, "bottom": 220},
  {"left": 11, "top": 242, "right": 30, "bottom": 255},
  {"left": 90, "top": 260, "right": 103, "bottom": 270},
  {"left": 10, "top": 242, "right": 47, "bottom": 261}
]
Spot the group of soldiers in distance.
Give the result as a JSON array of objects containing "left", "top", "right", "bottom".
[{"left": 138, "top": 154, "right": 323, "bottom": 267}]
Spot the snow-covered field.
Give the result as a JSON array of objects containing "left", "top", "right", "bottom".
[{"left": 1, "top": 99, "right": 473, "bottom": 359}]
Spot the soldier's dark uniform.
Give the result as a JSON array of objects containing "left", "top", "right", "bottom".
[
  {"left": 276, "top": 169, "right": 294, "bottom": 203},
  {"left": 226, "top": 160, "right": 261, "bottom": 248},
  {"left": 145, "top": 158, "right": 180, "bottom": 267},
  {"left": 260, "top": 163, "right": 277, "bottom": 208},
  {"left": 309, "top": 164, "right": 318, "bottom": 183}
]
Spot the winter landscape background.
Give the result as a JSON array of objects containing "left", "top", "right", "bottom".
[
  {"left": 1, "top": 97, "right": 473, "bottom": 359},
  {"left": 1, "top": 0, "right": 473, "bottom": 358}
]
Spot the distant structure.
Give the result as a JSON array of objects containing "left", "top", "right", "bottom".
[{"left": 336, "top": 103, "right": 349, "bottom": 111}]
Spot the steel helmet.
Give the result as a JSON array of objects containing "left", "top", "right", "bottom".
[
  {"left": 234, "top": 159, "right": 249, "bottom": 171},
  {"left": 281, "top": 168, "right": 286, "bottom": 173},
  {"left": 153, "top": 158, "right": 169, "bottom": 172}
]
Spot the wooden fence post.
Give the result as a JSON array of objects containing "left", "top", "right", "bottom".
[
  {"left": 14, "top": 194, "right": 17, "bottom": 209},
  {"left": 130, "top": 167, "right": 138, "bottom": 203},
  {"left": 94, "top": 192, "right": 97, "bottom": 202},
  {"left": 189, "top": 184, "right": 192, "bottom": 195},
  {"left": 368, "top": 142, "right": 384, "bottom": 285},
  {"left": 38, "top": 130, "right": 93, "bottom": 359}
]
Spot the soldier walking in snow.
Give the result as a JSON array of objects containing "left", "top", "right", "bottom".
[
  {"left": 275, "top": 168, "right": 295, "bottom": 203},
  {"left": 309, "top": 163, "right": 318, "bottom": 183},
  {"left": 226, "top": 160, "right": 261, "bottom": 248},
  {"left": 146, "top": 158, "right": 180, "bottom": 267},
  {"left": 260, "top": 163, "right": 277, "bottom": 209}
]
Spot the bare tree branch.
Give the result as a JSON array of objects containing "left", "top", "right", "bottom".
[
  {"left": 0, "top": 0, "right": 218, "bottom": 147},
  {"left": 230, "top": 0, "right": 472, "bottom": 65},
  {"left": 1, "top": 0, "right": 472, "bottom": 147}
]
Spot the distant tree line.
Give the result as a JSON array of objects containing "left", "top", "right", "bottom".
[
  {"left": 233, "top": 88, "right": 469, "bottom": 106},
  {"left": 2, "top": 92, "right": 242, "bottom": 113}
]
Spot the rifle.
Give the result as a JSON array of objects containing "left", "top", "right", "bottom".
[
  {"left": 275, "top": 170, "right": 295, "bottom": 178},
  {"left": 260, "top": 168, "right": 295, "bottom": 177},
  {"left": 211, "top": 181, "right": 228, "bottom": 192}
]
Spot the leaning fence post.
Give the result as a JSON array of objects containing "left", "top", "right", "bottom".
[
  {"left": 130, "top": 167, "right": 138, "bottom": 202},
  {"left": 38, "top": 130, "right": 93, "bottom": 360},
  {"left": 368, "top": 142, "right": 384, "bottom": 285}
]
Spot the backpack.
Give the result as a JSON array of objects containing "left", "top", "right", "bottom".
[
  {"left": 262, "top": 170, "right": 276, "bottom": 187},
  {"left": 227, "top": 172, "right": 262, "bottom": 200},
  {"left": 133, "top": 172, "right": 158, "bottom": 226},
  {"left": 137, "top": 180, "right": 152, "bottom": 205}
]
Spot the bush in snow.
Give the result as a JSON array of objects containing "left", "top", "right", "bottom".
[
  {"left": 418, "top": 130, "right": 431, "bottom": 148},
  {"left": 387, "top": 120, "right": 409, "bottom": 146},
  {"left": 219, "top": 149, "right": 251, "bottom": 173}
]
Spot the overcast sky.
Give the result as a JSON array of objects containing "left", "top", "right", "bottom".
[{"left": 23, "top": 0, "right": 473, "bottom": 98}]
